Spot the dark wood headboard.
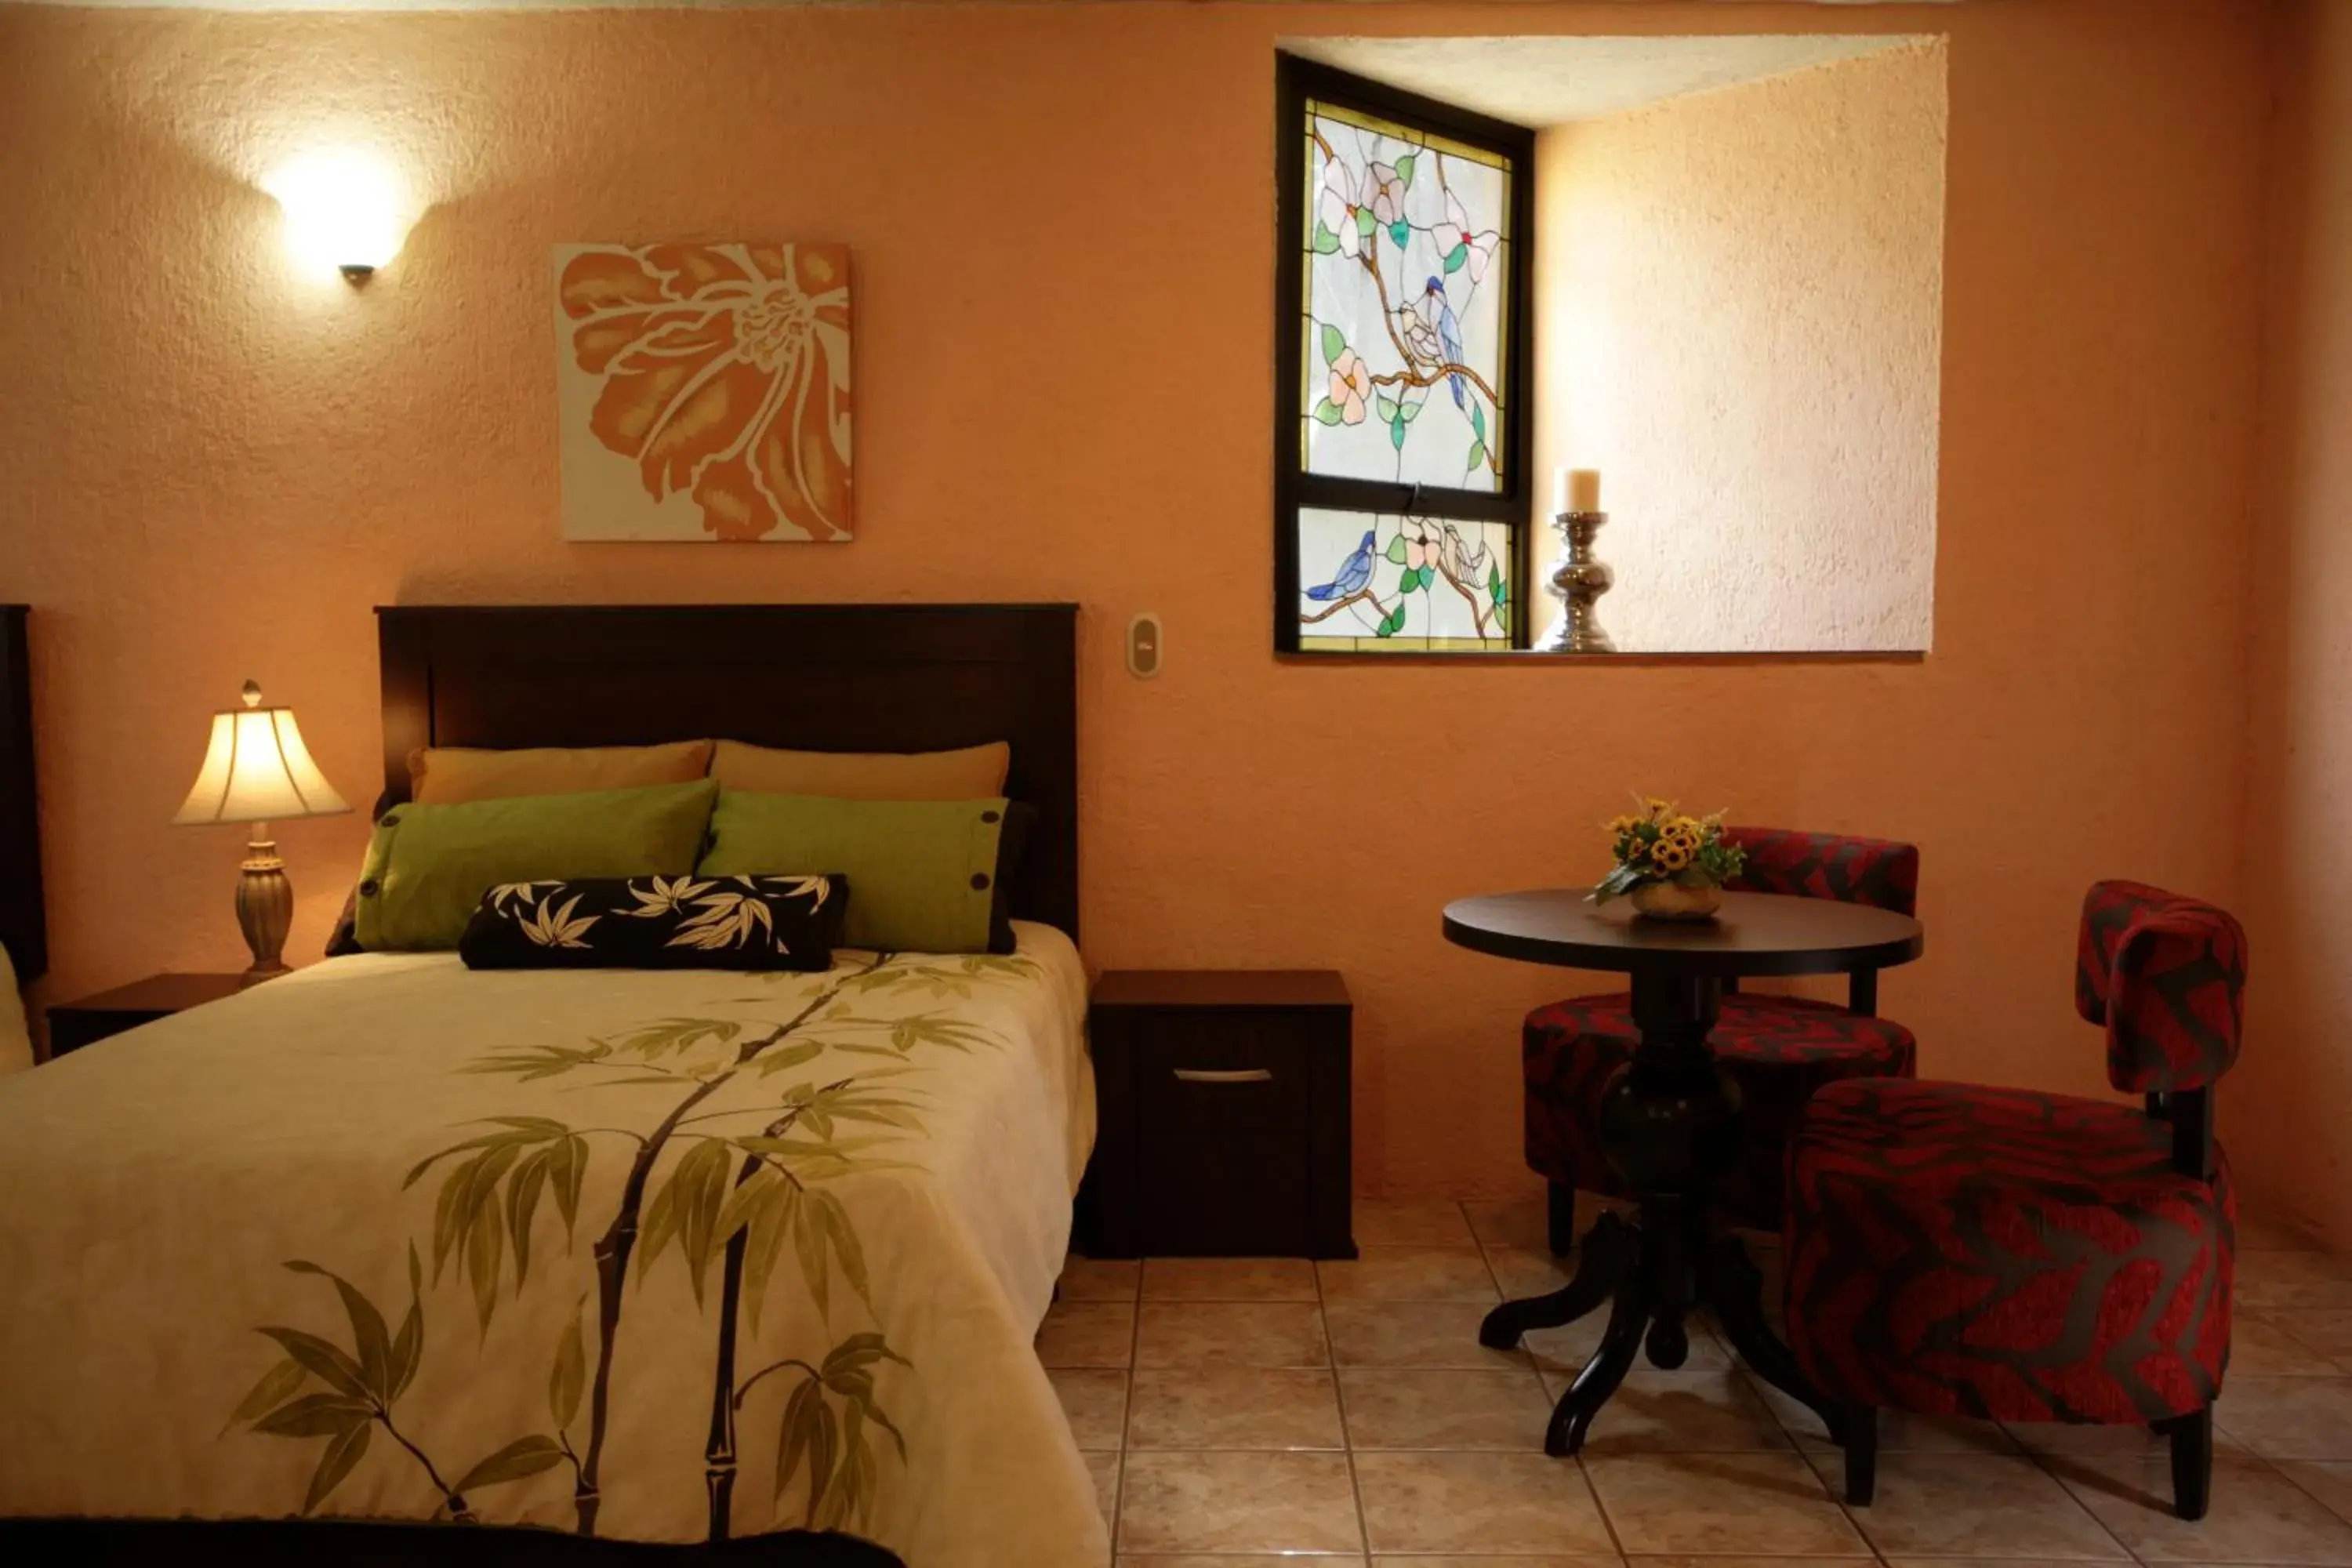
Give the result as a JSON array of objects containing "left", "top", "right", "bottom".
[
  {"left": 0, "top": 607, "right": 42, "bottom": 981},
  {"left": 376, "top": 604, "right": 1080, "bottom": 942}
]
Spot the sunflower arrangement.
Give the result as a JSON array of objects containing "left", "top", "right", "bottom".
[{"left": 1591, "top": 795, "right": 1745, "bottom": 905}]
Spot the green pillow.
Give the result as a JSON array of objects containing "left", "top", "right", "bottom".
[
  {"left": 699, "top": 792, "right": 1011, "bottom": 953},
  {"left": 354, "top": 779, "right": 718, "bottom": 951}
]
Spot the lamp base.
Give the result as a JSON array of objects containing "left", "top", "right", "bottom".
[{"left": 236, "top": 833, "right": 294, "bottom": 987}]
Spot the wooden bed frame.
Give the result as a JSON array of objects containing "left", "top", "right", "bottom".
[
  {"left": 0, "top": 605, "right": 43, "bottom": 982},
  {"left": 377, "top": 603, "right": 1080, "bottom": 941},
  {"left": 2, "top": 602, "right": 1081, "bottom": 1565}
]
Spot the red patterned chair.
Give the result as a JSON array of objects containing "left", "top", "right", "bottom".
[
  {"left": 1523, "top": 828, "right": 1920, "bottom": 1247},
  {"left": 1784, "top": 880, "right": 2245, "bottom": 1521}
]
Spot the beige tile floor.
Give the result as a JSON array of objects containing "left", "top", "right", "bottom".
[{"left": 1040, "top": 1197, "right": 2352, "bottom": 1567}]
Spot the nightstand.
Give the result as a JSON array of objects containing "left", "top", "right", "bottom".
[
  {"left": 1078, "top": 969, "right": 1355, "bottom": 1259},
  {"left": 45, "top": 972, "right": 246, "bottom": 1058}
]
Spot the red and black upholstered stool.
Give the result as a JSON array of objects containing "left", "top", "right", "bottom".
[
  {"left": 1523, "top": 827, "right": 1921, "bottom": 1248},
  {"left": 1784, "top": 880, "right": 2245, "bottom": 1521}
]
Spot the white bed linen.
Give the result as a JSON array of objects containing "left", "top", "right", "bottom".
[{"left": 0, "top": 922, "right": 1102, "bottom": 1565}]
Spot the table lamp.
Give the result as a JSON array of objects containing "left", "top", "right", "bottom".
[{"left": 173, "top": 680, "right": 351, "bottom": 985}]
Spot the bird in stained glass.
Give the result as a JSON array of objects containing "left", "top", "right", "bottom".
[
  {"left": 1440, "top": 524, "right": 1498, "bottom": 636},
  {"left": 1440, "top": 522, "right": 1490, "bottom": 588},
  {"left": 1400, "top": 301, "right": 1443, "bottom": 369},
  {"left": 1430, "top": 524, "right": 1486, "bottom": 606},
  {"left": 1421, "top": 278, "right": 1468, "bottom": 410},
  {"left": 1304, "top": 529, "right": 1377, "bottom": 602}
]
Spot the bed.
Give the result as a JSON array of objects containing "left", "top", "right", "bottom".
[{"left": 0, "top": 604, "right": 1098, "bottom": 1566}]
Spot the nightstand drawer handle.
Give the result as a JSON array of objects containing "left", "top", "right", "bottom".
[{"left": 1171, "top": 1067, "right": 1275, "bottom": 1084}]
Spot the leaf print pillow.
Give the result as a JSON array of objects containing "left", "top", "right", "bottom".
[{"left": 458, "top": 875, "right": 848, "bottom": 972}]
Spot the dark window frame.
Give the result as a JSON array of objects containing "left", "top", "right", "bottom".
[{"left": 1273, "top": 54, "right": 1539, "bottom": 655}]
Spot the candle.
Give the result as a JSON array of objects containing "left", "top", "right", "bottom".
[{"left": 1568, "top": 468, "right": 1602, "bottom": 514}]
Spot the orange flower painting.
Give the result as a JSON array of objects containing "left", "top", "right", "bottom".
[{"left": 554, "top": 242, "right": 852, "bottom": 542}]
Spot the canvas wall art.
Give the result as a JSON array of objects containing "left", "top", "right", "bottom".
[{"left": 554, "top": 242, "right": 853, "bottom": 542}]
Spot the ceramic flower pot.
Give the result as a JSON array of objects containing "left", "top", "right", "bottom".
[{"left": 1631, "top": 880, "right": 1722, "bottom": 922}]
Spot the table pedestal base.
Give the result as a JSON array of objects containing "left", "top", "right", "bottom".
[
  {"left": 1479, "top": 1207, "right": 1842, "bottom": 1455},
  {"left": 1478, "top": 970, "right": 1843, "bottom": 1456}
]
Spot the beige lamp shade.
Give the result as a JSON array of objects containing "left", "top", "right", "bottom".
[{"left": 172, "top": 681, "right": 352, "bottom": 826}]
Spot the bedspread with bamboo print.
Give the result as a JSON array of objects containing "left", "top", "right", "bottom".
[{"left": 0, "top": 924, "right": 1102, "bottom": 1566}]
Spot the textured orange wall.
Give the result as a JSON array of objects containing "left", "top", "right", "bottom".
[
  {"left": 0, "top": 1, "right": 2274, "bottom": 1199},
  {"left": 1536, "top": 42, "right": 1947, "bottom": 652},
  {"left": 2241, "top": 0, "right": 2352, "bottom": 1250}
]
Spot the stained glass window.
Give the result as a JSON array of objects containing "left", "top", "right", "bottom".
[
  {"left": 1296, "top": 509, "right": 1514, "bottom": 652},
  {"left": 1276, "top": 56, "right": 1532, "bottom": 655},
  {"left": 1301, "top": 103, "right": 1511, "bottom": 494}
]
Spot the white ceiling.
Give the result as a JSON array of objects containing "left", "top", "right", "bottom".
[{"left": 1283, "top": 33, "right": 1934, "bottom": 128}]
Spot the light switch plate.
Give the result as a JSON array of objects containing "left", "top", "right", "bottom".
[{"left": 1127, "top": 613, "right": 1163, "bottom": 679}]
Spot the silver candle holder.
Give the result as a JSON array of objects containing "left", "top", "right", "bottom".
[{"left": 1537, "top": 510, "right": 1616, "bottom": 654}]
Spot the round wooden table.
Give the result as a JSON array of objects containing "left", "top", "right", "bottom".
[{"left": 1443, "top": 888, "right": 1925, "bottom": 1456}]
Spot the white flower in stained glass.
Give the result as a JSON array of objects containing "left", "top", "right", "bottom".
[
  {"left": 1432, "top": 190, "right": 1501, "bottom": 285},
  {"left": 1328, "top": 349, "right": 1373, "bottom": 426},
  {"left": 1318, "top": 161, "right": 1363, "bottom": 259}
]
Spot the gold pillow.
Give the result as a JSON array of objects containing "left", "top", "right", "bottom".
[
  {"left": 710, "top": 739, "right": 1010, "bottom": 800},
  {"left": 408, "top": 740, "right": 714, "bottom": 804}
]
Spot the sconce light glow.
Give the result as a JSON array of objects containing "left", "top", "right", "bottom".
[{"left": 263, "top": 147, "right": 409, "bottom": 284}]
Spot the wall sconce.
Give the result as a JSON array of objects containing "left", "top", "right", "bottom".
[{"left": 263, "top": 147, "right": 411, "bottom": 285}]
